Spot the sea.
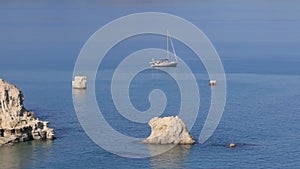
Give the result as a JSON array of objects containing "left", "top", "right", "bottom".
[{"left": 0, "top": 1, "right": 300, "bottom": 169}]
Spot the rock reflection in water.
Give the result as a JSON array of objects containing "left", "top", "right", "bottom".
[
  {"left": 0, "top": 140, "right": 53, "bottom": 169},
  {"left": 72, "top": 89, "right": 87, "bottom": 102},
  {"left": 150, "top": 145, "right": 192, "bottom": 169},
  {"left": 72, "top": 89, "right": 87, "bottom": 113}
]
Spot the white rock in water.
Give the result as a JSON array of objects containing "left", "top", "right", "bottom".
[
  {"left": 0, "top": 78, "right": 55, "bottom": 145},
  {"left": 72, "top": 76, "right": 87, "bottom": 89},
  {"left": 143, "top": 116, "right": 195, "bottom": 145}
]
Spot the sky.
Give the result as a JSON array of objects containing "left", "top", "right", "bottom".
[{"left": 0, "top": 0, "right": 299, "bottom": 71}]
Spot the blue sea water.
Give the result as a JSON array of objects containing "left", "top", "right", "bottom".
[{"left": 1, "top": 1, "right": 300, "bottom": 169}]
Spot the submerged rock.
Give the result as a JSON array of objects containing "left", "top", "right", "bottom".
[
  {"left": 72, "top": 76, "right": 87, "bottom": 89},
  {"left": 0, "top": 79, "right": 55, "bottom": 146},
  {"left": 143, "top": 116, "right": 195, "bottom": 145}
]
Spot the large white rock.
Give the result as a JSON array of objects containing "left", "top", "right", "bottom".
[
  {"left": 72, "top": 76, "right": 87, "bottom": 89},
  {"left": 143, "top": 116, "right": 195, "bottom": 145},
  {"left": 0, "top": 79, "right": 55, "bottom": 145}
]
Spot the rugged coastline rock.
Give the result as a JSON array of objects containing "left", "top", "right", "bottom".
[
  {"left": 143, "top": 116, "right": 195, "bottom": 145},
  {"left": 0, "top": 79, "right": 54, "bottom": 145}
]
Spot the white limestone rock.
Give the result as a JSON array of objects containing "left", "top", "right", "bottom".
[
  {"left": 0, "top": 79, "right": 55, "bottom": 145},
  {"left": 143, "top": 116, "right": 195, "bottom": 145},
  {"left": 72, "top": 76, "right": 87, "bottom": 89}
]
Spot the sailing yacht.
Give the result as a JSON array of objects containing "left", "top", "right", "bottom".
[{"left": 150, "top": 31, "right": 178, "bottom": 67}]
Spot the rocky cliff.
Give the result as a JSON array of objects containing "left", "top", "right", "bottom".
[
  {"left": 0, "top": 79, "right": 54, "bottom": 145},
  {"left": 143, "top": 116, "right": 195, "bottom": 145}
]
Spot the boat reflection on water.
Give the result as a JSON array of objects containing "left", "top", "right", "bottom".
[{"left": 149, "top": 145, "right": 192, "bottom": 169}]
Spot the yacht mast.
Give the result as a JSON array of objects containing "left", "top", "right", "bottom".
[
  {"left": 167, "top": 30, "right": 170, "bottom": 60},
  {"left": 169, "top": 32, "right": 178, "bottom": 62}
]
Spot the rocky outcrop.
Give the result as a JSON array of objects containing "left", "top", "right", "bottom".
[
  {"left": 72, "top": 76, "right": 87, "bottom": 89},
  {"left": 143, "top": 116, "right": 195, "bottom": 145},
  {"left": 0, "top": 79, "right": 54, "bottom": 145}
]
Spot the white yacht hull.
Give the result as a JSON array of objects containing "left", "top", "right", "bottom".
[{"left": 150, "top": 61, "right": 177, "bottom": 67}]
